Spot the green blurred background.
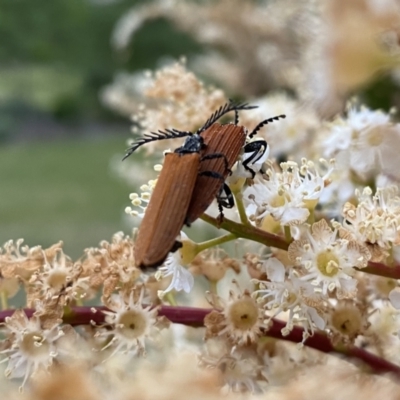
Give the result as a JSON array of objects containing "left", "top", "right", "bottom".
[{"left": 0, "top": 0, "right": 201, "bottom": 258}]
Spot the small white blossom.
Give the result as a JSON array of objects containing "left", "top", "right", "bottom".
[
  {"left": 29, "top": 250, "right": 89, "bottom": 303},
  {"left": 98, "top": 291, "right": 160, "bottom": 358},
  {"left": 389, "top": 287, "right": 400, "bottom": 309},
  {"left": 206, "top": 281, "right": 270, "bottom": 346},
  {"left": 199, "top": 339, "right": 269, "bottom": 393},
  {"left": 244, "top": 158, "right": 333, "bottom": 227},
  {"left": 0, "top": 310, "right": 64, "bottom": 390},
  {"left": 254, "top": 258, "right": 326, "bottom": 341},
  {"left": 342, "top": 186, "right": 400, "bottom": 252},
  {"left": 288, "top": 219, "right": 370, "bottom": 297},
  {"left": 322, "top": 103, "right": 400, "bottom": 180},
  {"left": 156, "top": 250, "right": 194, "bottom": 297}
]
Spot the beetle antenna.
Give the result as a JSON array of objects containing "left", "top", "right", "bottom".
[
  {"left": 228, "top": 98, "right": 240, "bottom": 125},
  {"left": 234, "top": 109, "right": 239, "bottom": 125},
  {"left": 123, "top": 129, "right": 192, "bottom": 160},
  {"left": 197, "top": 101, "right": 258, "bottom": 134},
  {"left": 248, "top": 114, "right": 286, "bottom": 138}
]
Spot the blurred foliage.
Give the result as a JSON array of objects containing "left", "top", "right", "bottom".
[
  {"left": 0, "top": 136, "right": 131, "bottom": 258},
  {"left": 360, "top": 74, "right": 400, "bottom": 113},
  {"left": 0, "top": 0, "right": 201, "bottom": 124}
]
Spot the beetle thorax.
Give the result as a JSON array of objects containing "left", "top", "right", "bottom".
[{"left": 176, "top": 134, "right": 204, "bottom": 154}]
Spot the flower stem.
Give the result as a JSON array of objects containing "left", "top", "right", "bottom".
[
  {"left": 165, "top": 292, "right": 178, "bottom": 306},
  {"left": 284, "top": 226, "right": 292, "bottom": 242},
  {"left": 209, "top": 280, "right": 218, "bottom": 296},
  {"left": 234, "top": 191, "right": 250, "bottom": 225},
  {"left": 195, "top": 233, "right": 237, "bottom": 254},
  {"left": 201, "top": 213, "right": 289, "bottom": 250},
  {"left": 0, "top": 292, "right": 8, "bottom": 310}
]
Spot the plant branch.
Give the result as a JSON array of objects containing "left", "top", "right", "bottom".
[
  {"left": 202, "top": 214, "right": 400, "bottom": 280},
  {"left": 201, "top": 213, "right": 289, "bottom": 250},
  {"left": 195, "top": 233, "right": 237, "bottom": 254},
  {"left": 3, "top": 306, "right": 400, "bottom": 378},
  {"left": 359, "top": 261, "right": 400, "bottom": 279}
]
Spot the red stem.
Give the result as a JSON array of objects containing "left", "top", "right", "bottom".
[
  {"left": 361, "top": 261, "right": 400, "bottom": 279},
  {"left": 2, "top": 306, "right": 400, "bottom": 378}
]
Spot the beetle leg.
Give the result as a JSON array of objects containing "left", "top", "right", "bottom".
[
  {"left": 200, "top": 152, "right": 231, "bottom": 174},
  {"left": 198, "top": 170, "right": 224, "bottom": 180},
  {"left": 217, "top": 183, "right": 234, "bottom": 208},
  {"left": 242, "top": 140, "right": 268, "bottom": 178},
  {"left": 216, "top": 183, "right": 234, "bottom": 224},
  {"left": 170, "top": 240, "right": 183, "bottom": 253}
]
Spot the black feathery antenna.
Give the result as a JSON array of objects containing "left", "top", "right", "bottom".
[
  {"left": 122, "top": 101, "right": 259, "bottom": 160},
  {"left": 196, "top": 101, "right": 258, "bottom": 134},
  {"left": 248, "top": 114, "right": 286, "bottom": 138},
  {"left": 122, "top": 129, "right": 192, "bottom": 160},
  {"left": 234, "top": 109, "right": 239, "bottom": 126},
  {"left": 228, "top": 98, "right": 240, "bottom": 126}
]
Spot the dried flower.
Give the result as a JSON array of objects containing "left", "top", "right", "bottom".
[
  {"left": 0, "top": 310, "right": 65, "bottom": 390},
  {"left": 97, "top": 291, "right": 161, "bottom": 358},
  {"left": 205, "top": 281, "right": 269, "bottom": 346}
]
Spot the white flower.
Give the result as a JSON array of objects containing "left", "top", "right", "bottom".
[
  {"left": 244, "top": 158, "right": 333, "bottom": 227},
  {"left": 199, "top": 339, "right": 268, "bottom": 393},
  {"left": 317, "top": 167, "right": 356, "bottom": 217},
  {"left": 389, "top": 287, "right": 400, "bottom": 309},
  {"left": 288, "top": 219, "right": 370, "bottom": 297},
  {"left": 254, "top": 258, "right": 326, "bottom": 341},
  {"left": 206, "top": 281, "right": 269, "bottom": 346},
  {"left": 322, "top": 103, "right": 400, "bottom": 180},
  {"left": 29, "top": 250, "right": 89, "bottom": 303},
  {"left": 98, "top": 291, "right": 160, "bottom": 358},
  {"left": 156, "top": 250, "right": 194, "bottom": 296},
  {"left": 0, "top": 310, "right": 64, "bottom": 389},
  {"left": 342, "top": 186, "right": 400, "bottom": 250}
]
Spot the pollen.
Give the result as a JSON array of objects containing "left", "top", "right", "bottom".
[
  {"left": 116, "top": 309, "right": 148, "bottom": 339},
  {"left": 316, "top": 251, "right": 339, "bottom": 277},
  {"left": 20, "top": 332, "right": 49, "bottom": 358},
  {"left": 270, "top": 193, "right": 286, "bottom": 208},
  {"left": 330, "top": 302, "right": 365, "bottom": 341},
  {"left": 227, "top": 297, "right": 260, "bottom": 331}
]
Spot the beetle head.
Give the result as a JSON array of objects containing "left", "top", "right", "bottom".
[{"left": 176, "top": 133, "right": 204, "bottom": 154}]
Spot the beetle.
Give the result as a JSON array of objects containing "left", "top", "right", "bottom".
[
  {"left": 125, "top": 101, "right": 285, "bottom": 269},
  {"left": 132, "top": 102, "right": 254, "bottom": 269}
]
